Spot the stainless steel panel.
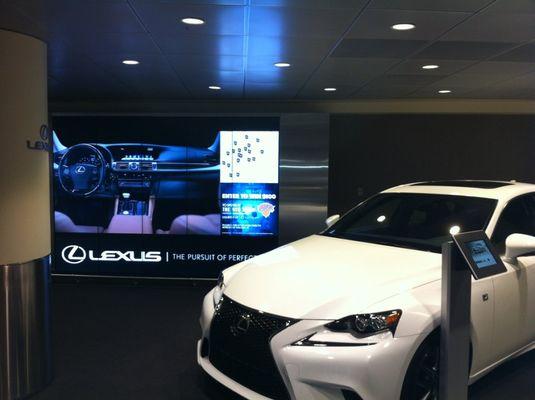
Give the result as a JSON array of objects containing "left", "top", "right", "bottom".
[
  {"left": 279, "top": 114, "right": 329, "bottom": 244},
  {"left": 0, "top": 257, "right": 52, "bottom": 400}
]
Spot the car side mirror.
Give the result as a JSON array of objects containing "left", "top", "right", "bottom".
[
  {"left": 325, "top": 214, "right": 340, "bottom": 228},
  {"left": 504, "top": 233, "right": 535, "bottom": 262}
]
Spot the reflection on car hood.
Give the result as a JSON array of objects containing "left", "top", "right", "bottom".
[{"left": 224, "top": 234, "right": 441, "bottom": 320}]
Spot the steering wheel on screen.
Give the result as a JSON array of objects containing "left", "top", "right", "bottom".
[{"left": 58, "top": 144, "right": 107, "bottom": 197}]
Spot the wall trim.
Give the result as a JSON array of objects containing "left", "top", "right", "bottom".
[{"left": 49, "top": 99, "right": 535, "bottom": 115}]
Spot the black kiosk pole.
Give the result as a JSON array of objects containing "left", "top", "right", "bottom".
[
  {"left": 440, "top": 231, "right": 507, "bottom": 400},
  {"left": 439, "top": 241, "right": 471, "bottom": 400}
]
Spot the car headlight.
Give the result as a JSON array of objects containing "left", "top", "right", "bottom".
[
  {"left": 213, "top": 272, "right": 225, "bottom": 306},
  {"left": 216, "top": 272, "right": 224, "bottom": 289},
  {"left": 326, "top": 310, "right": 402, "bottom": 336}
]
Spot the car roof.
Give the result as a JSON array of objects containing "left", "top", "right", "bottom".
[{"left": 382, "top": 180, "right": 535, "bottom": 200}]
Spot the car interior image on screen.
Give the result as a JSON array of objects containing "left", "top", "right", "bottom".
[{"left": 51, "top": 116, "right": 280, "bottom": 278}]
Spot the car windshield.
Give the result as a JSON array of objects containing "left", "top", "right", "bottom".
[{"left": 323, "top": 193, "right": 497, "bottom": 252}]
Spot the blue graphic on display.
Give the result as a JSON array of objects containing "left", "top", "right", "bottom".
[
  {"left": 467, "top": 240, "right": 496, "bottom": 269},
  {"left": 220, "top": 183, "right": 278, "bottom": 236}
]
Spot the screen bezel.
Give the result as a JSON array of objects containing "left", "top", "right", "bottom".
[{"left": 452, "top": 230, "right": 507, "bottom": 279}]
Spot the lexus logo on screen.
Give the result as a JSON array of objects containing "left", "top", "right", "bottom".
[
  {"left": 62, "top": 245, "right": 87, "bottom": 264},
  {"left": 61, "top": 245, "right": 162, "bottom": 264}
]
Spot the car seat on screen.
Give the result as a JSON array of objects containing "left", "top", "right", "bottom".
[
  {"left": 156, "top": 214, "right": 220, "bottom": 235},
  {"left": 54, "top": 211, "right": 104, "bottom": 233}
]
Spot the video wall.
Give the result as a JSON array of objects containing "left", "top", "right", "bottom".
[{"left": 52, "top": 116, "right": 280, "bottom": 278}]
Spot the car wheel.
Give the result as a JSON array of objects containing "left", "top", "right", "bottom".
[{"left": 400, "top": 333, "right": 440, "bottom": 400}]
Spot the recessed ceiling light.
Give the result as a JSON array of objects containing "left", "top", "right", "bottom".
[
  {"left": 391, "top": 23, "right": 415, "bottom": 31},
  {"left": 208, "top": 85, "right": 221, "bottom": 90},
  {"left": 438, "top": 90, "right": 452, "bottom": 94},
  {"left": 422, "top": 64, "right": 439, "bottom": 70},
  {"left": 324, "top": 87, "right": 337, "bottom": 92},
  {"left": 122, "top": 60, "right": 139, "bottom": 65},
  {"left": 274, "top": 62, "right": 291, "bottom": 68},
  {"left": 181, "top": 17, "right": 205, "bottom": 25}
]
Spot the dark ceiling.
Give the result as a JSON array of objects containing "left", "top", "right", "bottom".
[{"left": 2, "top": 0, "right": 535, "bottom": 101}]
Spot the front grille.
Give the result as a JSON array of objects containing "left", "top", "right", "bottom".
[{"left": 209, "top": 295, "right": 297, "bottom": 399}]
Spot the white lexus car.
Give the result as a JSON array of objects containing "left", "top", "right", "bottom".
[{"left": 197, "top": 181, "right": 535, "bottom": 400}]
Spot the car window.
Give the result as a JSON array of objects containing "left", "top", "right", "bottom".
[
  {"left": 324, "top": 193, "right": 497, "bottom": 252},
  {"left": 492, "top": 194, "right": 535, "bottom": 254}
]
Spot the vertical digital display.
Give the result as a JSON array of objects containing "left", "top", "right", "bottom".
[{"left": 220, "top": 131, "right": 279, "bottom": 236}]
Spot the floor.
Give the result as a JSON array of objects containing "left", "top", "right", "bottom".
[{"left": 31, "top": 282, "right": 535, "bottom": 400}]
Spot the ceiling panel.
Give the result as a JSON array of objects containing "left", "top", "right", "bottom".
[
  {"left": 47, "top": 67, "right": 134, "bottom": 99},
  {"left": 48, "top": 50, "right": 98, "bottom": 71},
  {"left": 414, "top": 41, "right": 515, "bottom": 60},
  {"left": 0, "top": 1, "right": 47, "bottom": 39},
  {"left": 169, "top": 54, "right": 244, "bottom": 73},
  {"left": 2, "top": 0, "right": 534, "bottom": 100},
  {"left": 244, "top": 82, "right": 301, "bottom": 98},
  {"left": 387, "top": 59, "right": 475, "bottom": 75},
  {"left": 153, "top": 32, "right": 244, "bottom": 55},
  {"left": 368, "top": 0, "right": 494, "bottom": 12},
  {"left": 369, "top": 74, "right": 448, "bottom": 86},
  {"left": 408, "top": 64, "right": 535, "bottom": 98},
  {"left": 248, "top": 6, "right": 358, "bottom": 38},
  {"left": 130, "top": 1, "right": 245, "bottom": 35},
  {"left": 482, "top": 0, "right": 535, "bottom": 15},
  {"left": 246, "top": 66, "right": 314, "bottom": 85},
  {"left": 36, "top": 1, "right": 144, "bottom": 33},
  {"left": 51, "top": 51, "right": 189, "bottom": 98},
  {"left": 459, "top": 61, "right": 535, "bottom": 76},
  {"left": 251, "top": 0, "right": 367, "bottom": 9},
  {"left": 309, "top": 57, "right": 399, "bottom": 85},
  {"left": 132, "top": 0, "right": 246, "bottom": 4},
  {"left": 465, "top": 72, "right": 535, "bottom": 98},
  {"left": 48, "top": 31, "right": 160, "bottom": 54},
  {"left": 297, "top": 81, "right": 362, "bottom": 99},
  {"left": 178, "top": 69, "right": 245, "bottom": 85},
  {"left": 346, "top": 9, "right": 470, "bottom": 40},
  {"left": 354, "top": 84, "right": 417, "bottom": 98},
  {"left": 186, "top": 81, "right": 244, "bottom": 98},
  {"left": 332, "top": 38, "right": 427, "bottom": 58},
  {"left": 247, "top": 35, "right": 336, "bottom": 58},
  {"left": 425, "top": 74, "right": 509, "bottom": 89},
  {"left": 245, "top": 55, "right": 320, "bottom": 71},
  {"left": 494, "top": 43, "right": 535, "bottom": 62},
  {"left": 441, "top": 12, "right": 535, "bottom": 43}
]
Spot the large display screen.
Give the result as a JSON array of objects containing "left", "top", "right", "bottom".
[{"left": 52, "top": 116, "right": 279, "bottom": 278}]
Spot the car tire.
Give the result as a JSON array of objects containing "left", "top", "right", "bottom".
[{"left": 400, "top": 332, "right": 440, "bottom": 400}]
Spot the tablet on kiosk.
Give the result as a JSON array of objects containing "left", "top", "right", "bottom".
[{"left": 452, "top": 230, "right": 507, "bottom": 280}]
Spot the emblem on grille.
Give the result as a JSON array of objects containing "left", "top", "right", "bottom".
[{"left": 230, "top": 314, "right": 251, "bottom": 336}]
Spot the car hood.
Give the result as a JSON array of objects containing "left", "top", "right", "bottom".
[{"left": 224, "top": 235, "right": 441, "bottom": 320}]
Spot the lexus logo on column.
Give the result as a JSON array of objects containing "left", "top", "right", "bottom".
[
  {"left": 62, "top": 245, "right": 87, "bottom": 264},
  {"left": 26, "top": 124, "right": 51, "bottom": 152},
  {"left": 75, "top": 165, "right": 86, "bottom": 174}
]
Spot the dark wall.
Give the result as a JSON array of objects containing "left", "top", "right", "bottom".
[{"left": 329, "top": 114, "right": 535, "bottom": 215}]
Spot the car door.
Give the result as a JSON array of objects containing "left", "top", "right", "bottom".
[{"left": 490, "top": 194, "right": 535, "bottom": 361}]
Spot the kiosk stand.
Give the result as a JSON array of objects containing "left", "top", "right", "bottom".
[
  {"left": 439, "top": 242, "right": 471, "bottom": 400},
  {"left": 439, "top": 231, "right": 506, "bottom": 400}
]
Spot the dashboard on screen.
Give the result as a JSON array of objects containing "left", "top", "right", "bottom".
[{"left": 51, "top": 116, "right": 280, "bottom": 278}]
